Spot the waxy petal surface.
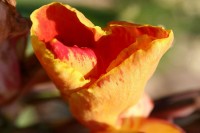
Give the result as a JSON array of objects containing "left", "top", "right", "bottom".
[
  {"left": 69, "top": 30, "right": 173, "bottom": 129},
  {"left": 31, "top": 3, "right": 102, "bottom": 93},
  {"left": 138, "top": 118, "right": 185, "bottom": 133},
  {"left": 93, "top": 118, "right": 184, "bottom": 133},
  {"left": 31, "top": 2, "right": 174, "bottom": 130},
  {"left": 119, "top": 93, "right": 154, "bottom": 119},
  {"left": 120, "top": 118, "right": 184, "bottom": 133}
]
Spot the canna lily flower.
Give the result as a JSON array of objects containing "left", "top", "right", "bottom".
[{"left": 30, "top": 2, "right": 183, "bottom": 132}]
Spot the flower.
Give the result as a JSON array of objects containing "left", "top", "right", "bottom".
[{"left": 30, "top": 2, "right": 182, "bottom": 132}]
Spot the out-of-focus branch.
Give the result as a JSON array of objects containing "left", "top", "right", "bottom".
[{"left": 0, "top": 0, "right": 50, "bottom": 106}]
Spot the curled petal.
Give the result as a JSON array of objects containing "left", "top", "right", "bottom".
[
  {"left": 93, "top": 118, "right": 184, "bottom": 133},
  {"left": 46, "top": 38, "right": 98, "bottom": 78},
  {"left": 31, "top": 2, "right": 174, "bottom": 130},
  {"left": 138, "top": 118, "right": 185, "bottom": 133},
  {"left": 69, "top": 29, "right": 173, "bottom": 130},
  {"left": 119, "top": 117, "right": 184, "bottom": 133},
  {"left": 31, "top": 36, "right": 91, "bottom": 93}
]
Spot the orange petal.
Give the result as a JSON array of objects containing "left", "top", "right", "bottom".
[
  {"left": 31, "top": 2, "right": 96, "bottom": 45},
  {"left": 69, "top": 29, "right": 173, "bottom": 130},
  {"left": 31, "top": 3, "right": 102, "bottom": 94},
  {"left": 104, "top": 117, "right": 185, "bottom": 133},
  {"left": 95, "top": 21, "right": 170, "bottom": 72},
  {"left": 138, "top": 118, "right": 185, "bottom": 133},
  {"left": 119, "top": 93, "right": 154, "bottom": 119},
  {"left": 31, "top": 35, "right": 91, "bottom": 94},
  {"left": 46, "top": 38, "right": 98, "bottom": 78},
  {"left": 31, "top": 2, "right": 174, "bottom": 130},
  {"left": 92, "top": 118, "right": 185, "bottom": 133}
]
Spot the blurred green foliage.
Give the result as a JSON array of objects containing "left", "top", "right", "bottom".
[
  {"left": 17, "top": 0, "right": 200, "bottom": 35},
  {"left": 115, "top": 0, "right": 200, "bottom": 35},
  {"left": 16, "top": 0, "right": 116, "bottom": 27}
]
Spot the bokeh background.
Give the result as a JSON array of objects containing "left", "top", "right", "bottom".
[
  {"left": 17, "top": 0, "right": 200, "bottom": 99},
  {"left": 1, "top": 0, "right": 197, "bottom": 132}
]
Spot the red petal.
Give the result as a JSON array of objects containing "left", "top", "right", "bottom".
[
  {"left": 95, "top": 22, "right": 169, "bottom": 72},
  {"left": 46, "top": 38, "right": 98, "bottom": 78},
  {"left": 32, "top": 2, "right": 96, "bottom": 47}
]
